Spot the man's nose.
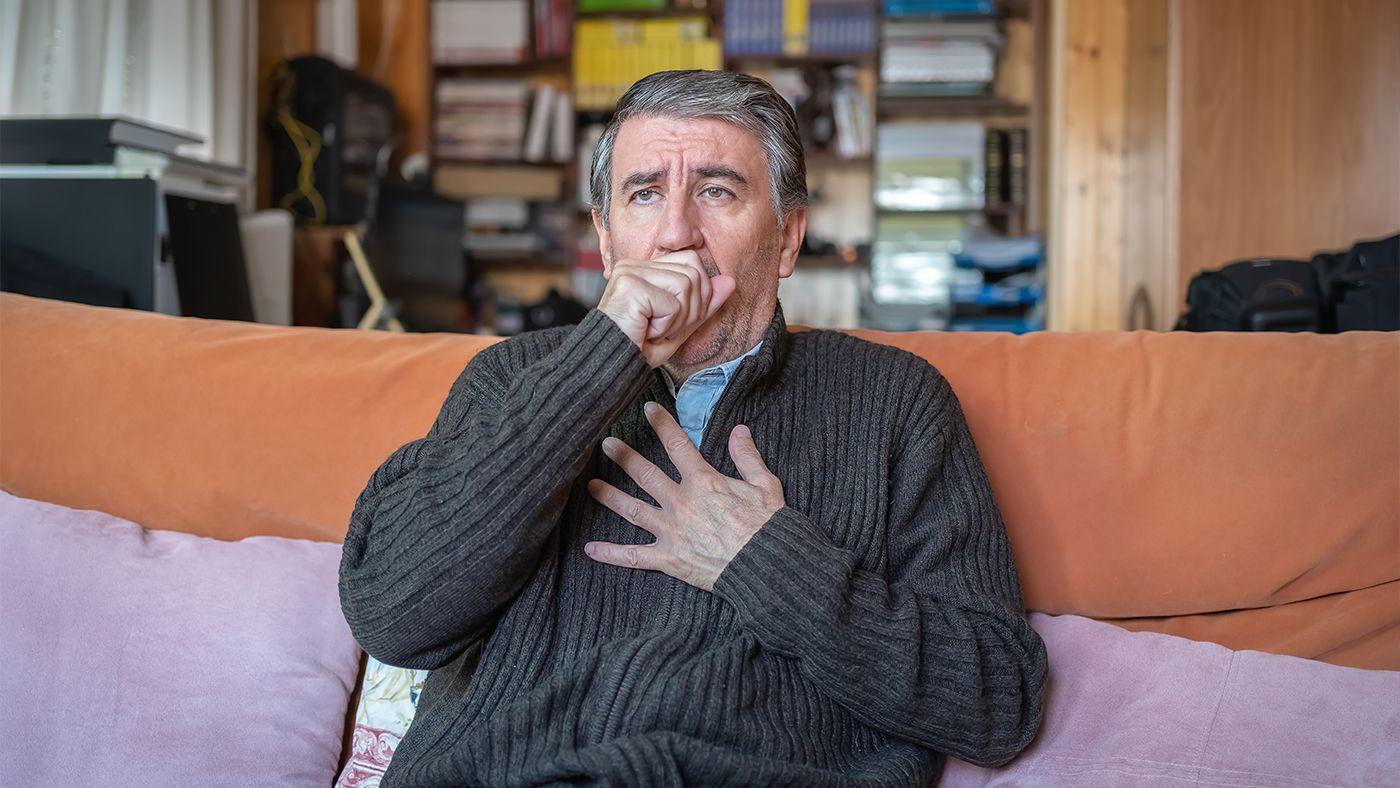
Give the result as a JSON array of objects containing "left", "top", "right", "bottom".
[{"left": 653, "top": 193, "right": 704, "bottom": 254}]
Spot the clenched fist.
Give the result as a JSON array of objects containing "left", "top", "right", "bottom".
[{"left": 597, "top": 251, "right": 736, "bottom": 368}]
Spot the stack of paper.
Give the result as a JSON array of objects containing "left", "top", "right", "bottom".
[
  {"left": 880, "top": 20, "right": 1000, "bottom": 93},
  {"left": 433, "top": 0, "right": 529, "bottom": 64}
]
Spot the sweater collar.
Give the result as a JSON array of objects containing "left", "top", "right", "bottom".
[
  {"left": 727, "top": 297, "right": 791, "bottom": 394},
  {"left": 646, "top": 298, "right": 791, "bottom": 404}
]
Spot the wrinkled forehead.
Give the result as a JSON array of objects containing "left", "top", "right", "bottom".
[{"left": 611, "top": 115, "right": 770, "bottom": 188}]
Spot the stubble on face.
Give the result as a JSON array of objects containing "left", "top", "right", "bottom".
[{"left": 609, "top": 233, "right": 780, "bottom": 380}]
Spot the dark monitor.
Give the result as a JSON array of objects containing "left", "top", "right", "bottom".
[{"left": 163, "top": 194, "right": 256, "bottom": 322}]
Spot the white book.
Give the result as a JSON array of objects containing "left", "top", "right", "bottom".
[
  {"left": 522, "top": 84, "right": 556, "bottom": 162},
  {"left": 550, "top": 90, "right": 573, "bottom": 162}
]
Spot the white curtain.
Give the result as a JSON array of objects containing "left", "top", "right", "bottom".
[{"left": 0, "top": 0, "right": 249, "bottom": 167}]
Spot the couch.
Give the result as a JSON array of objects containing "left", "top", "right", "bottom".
[{"left": 2, "top": 292, "right": 1397, "bottom": 785}]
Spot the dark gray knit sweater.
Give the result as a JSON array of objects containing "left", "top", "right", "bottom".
[{"left": 339, "top": 300, "right": 1048, "bottom": 787}]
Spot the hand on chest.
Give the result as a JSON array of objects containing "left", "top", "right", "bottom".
[{"left": 574, "top": 399, "right": 893, "bottom": 592}]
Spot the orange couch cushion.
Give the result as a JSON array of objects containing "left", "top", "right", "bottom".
[{"left": 2, "top": 293, "right": 1396, "bottom": 669}]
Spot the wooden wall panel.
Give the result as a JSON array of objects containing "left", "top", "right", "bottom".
[
  {"left": 1047, "top": 0, "right": 1171, "bottom": 330},
  {"left": 1175, "top": 0, "right": 1400, "bottom": 308},
  {"left": 256, "top": 0, "right": 319, "bottom": 210},
  {"left": 357, "top": 0, "right": 432, "bottom": 163}
]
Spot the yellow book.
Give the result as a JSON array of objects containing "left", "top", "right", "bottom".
[{"left": 783, "top": 0, "right": 809, "bottom": 57}]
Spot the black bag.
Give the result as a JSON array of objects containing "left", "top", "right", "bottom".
[
  {"left": 1174, "top": 258, "right": 1324, "bottom": 332},
  {"left": 1175, "top": 234, "right": 1400, "bottom": 332},
  {"left": 1311, "top": 234, "right": 1399, "bottom": 331}
]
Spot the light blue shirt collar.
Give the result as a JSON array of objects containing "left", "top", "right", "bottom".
[{"left": 661, "top": 340, "right": 764, "bottom": 449}]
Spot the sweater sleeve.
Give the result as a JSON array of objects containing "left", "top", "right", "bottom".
[
  {"left": 339, "top": 309, "right": 652, "bottom": 671},
  {"left": 710, "top": 369, "right": 1048, "bottom": 768}
]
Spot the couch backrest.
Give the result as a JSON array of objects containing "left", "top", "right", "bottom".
[{"left": 3, "top": 293, "right": 1396, "bottom": 669}]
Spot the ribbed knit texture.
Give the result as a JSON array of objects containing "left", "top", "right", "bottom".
[{"left": 339, "top": 300, "right": 1048, "bottom": 787}]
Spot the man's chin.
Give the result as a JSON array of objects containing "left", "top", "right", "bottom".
[{"left": 671, "top": 323, "right": 725, "bottom": 366}]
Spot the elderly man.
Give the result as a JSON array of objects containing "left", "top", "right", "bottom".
[{"left": 340, "top": 69, "right": 1047, "bottom": 787}]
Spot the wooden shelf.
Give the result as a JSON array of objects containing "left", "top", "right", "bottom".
[
  {"left": 576, "top": 7, "right": 717, "bottom": 19},
  {"left": 876, "top": 95, "right": 1029, "bottom": 119},
  {"left": 876, "top": 205, "right": 985, "bottom": 215},
  {"left": 472, "top": 256, "right": 574, "bottom": 271},
  {"left": 725, "top": 53, "right": 877, "bottom": 68},
  {"left": 806, "top": 150, "right": 873, "bottom": 165},
  {"left": 799, "top": 253, "right": 869, "bottom": 268},
  {"left": 435, "top": 157, "right": 571, "bottom": 167},
  {"left": 434, "top": 59, "right": 570, "bottom": 75},
  {"left": 882, "top": 0, "right": 1030, "bottom": 22}
]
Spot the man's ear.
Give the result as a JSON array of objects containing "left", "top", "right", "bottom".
[
  {"left": 777, "top": 208, "right": 807, "bottom": 279},
  {"left": 592, "top": 209, "right": 613, "bottom": 279}
]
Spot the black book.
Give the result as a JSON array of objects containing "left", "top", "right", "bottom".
[
  {"left": 0, "top": 117, "right": 199, "bottom": 165},
  {"left": 1007, "top": 127, "right": 1029, "bottom": 207},
  {"left": 984, "top": 128, "right": 1007, "bottom": 208}
]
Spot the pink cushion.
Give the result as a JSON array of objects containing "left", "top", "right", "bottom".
[
  {"left": 0, "top": 491, "right": 362, "bottom": 786},
  {"left": 941, "top": 613, "right": 1400, "bottom": 786}
]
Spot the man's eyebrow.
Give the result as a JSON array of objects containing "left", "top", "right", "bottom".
[
  {"left": 620, "top": 169, "right": 665, "bottom": 191},
  {"left": 694, "top": 166, "right": 748, "bottom": 186}
]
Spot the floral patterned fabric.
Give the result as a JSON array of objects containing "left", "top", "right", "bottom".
[{"left": 334, "top": 658, "right": 428, "bottom": 788}]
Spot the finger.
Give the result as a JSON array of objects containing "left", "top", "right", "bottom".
[
  {"left": 651, "top": 255, "right": 710, "bottom": 331},
  {"left": 705, "top": 275, "right": 737, "bottom": 320},
  {"left": 601, "top": 435, "right": 677, "bottom": 505},
  {"left": 586, "top": 478, "right": 665, "bottom": 536},
  {"left": 728, "top": 424, "right": 775, "bottom": 487},
  {"left": 583, "top": 540, "right": 664, "bottom": 571},
  {"left": 629, "top": 267, "right": 695, "bottom": 340},
  {"left": 642, "top": 400, "right": 707, "bottom": 476},
  {"left": 614, "top": 274, "right": 683, "bottom": 340},
  {"left": 642, "top": 262, "right": 702, "bottom": 340}
]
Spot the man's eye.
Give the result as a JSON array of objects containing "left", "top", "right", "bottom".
[
  {"left": 632, "top": 189, "right": 658, "bottom": 204},
  {"left": 703, "top": 187, "right": 732, "bottom": 200}
]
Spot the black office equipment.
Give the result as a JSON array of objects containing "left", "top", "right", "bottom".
[
  {"left": 0, "top": 117, "right": 254, "bottom": 320},
  {"left": 164, "top": 195, "right": 256, "bottom": 321},
  {"left": 270, "top": 56, "right": 395, "bottom": 225}
]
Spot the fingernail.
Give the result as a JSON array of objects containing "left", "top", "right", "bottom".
[
  {"left": 643, "top": 401, "right": 657, "bottom": 415},
  {"left": 735, "top": 424, "right": 750, "bottom": 437},
  {"left": 602, "top": 437, "right": 617, "bottom": 452}
]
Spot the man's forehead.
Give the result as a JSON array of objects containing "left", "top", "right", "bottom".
[{"left": 612, "top": 115, "right": 766, "bottom": 181}]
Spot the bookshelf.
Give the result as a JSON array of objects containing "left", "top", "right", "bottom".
[{"left": 425, "top": 0, "right": 1047, "bottom": 333}]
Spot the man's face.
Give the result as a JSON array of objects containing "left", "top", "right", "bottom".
[{"left": 594, "top": 115, "right": 806, "bottom": 368}]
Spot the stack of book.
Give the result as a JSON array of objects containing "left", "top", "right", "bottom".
[
  {"left": 884, "top": 0, "right": 997, "bottom": 14},
  {"left": 880, "top": 19, "right": 1000, "bottom": 96},
  {"left": 433, "top": 0, "right": 530, "bottom": 64},
  {"left": 830, "top": 65, "right": 874, "bottom": 158},
  {"left": 434, "top": 79, "right": 531, "bottom": 160},
  {"left": 533, "top": 0, "right": 573, "bottom": 59},
  {"left": 521, "top": 83, "right": 575, "bottom": 163},
  {"left": 810, "top": 0, "right": 878, "bottom": 56},
  {"left": 578, "top": 0, "right": 667, "bottom": 10},
  {"left": 982, "top": 126, "right": 1028, "bottom": 212},
  {"left": 463, "top": 198, "right": 574, "bottom": 264},
  {"left": 573, "top": 18, "right": 723, "bottom": 110},
  {"left": 947, "top": 234, "right": 1044, "bottom": 332},
  {"left": 725, "top": 0, "right": 877, "bottom": 58},
  {"left": 464, "top": 197, "right": 536, "bottom": 257}
]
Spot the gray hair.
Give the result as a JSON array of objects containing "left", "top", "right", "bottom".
[{"left": 589, "top": 69, "right": 809, "bottom": 230}]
